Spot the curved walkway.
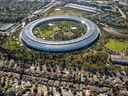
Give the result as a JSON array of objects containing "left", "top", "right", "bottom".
[
  {"left": 103, "top": 27, "right": 128, "bottom": 39},
  {"left": 64, "top": 3, "right": 102, "bottom": 13},
  {"left": 20, "top": 16, "right": 100, "bottom": 53}
]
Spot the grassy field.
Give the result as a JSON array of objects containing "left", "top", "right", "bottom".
[{"left": 106, "top": 39, "right": 128, "bottom": 52}]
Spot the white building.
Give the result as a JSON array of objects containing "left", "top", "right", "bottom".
[{"left": 119, "top": 0, "right": 128, "bottom": 6}]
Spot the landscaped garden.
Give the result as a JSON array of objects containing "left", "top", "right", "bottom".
[{"left": 33, "top": 20, "right": 86, "bottom": 41}]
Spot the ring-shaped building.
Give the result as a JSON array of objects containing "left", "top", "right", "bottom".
[{"left": 20, "top": 16, "right": 100, "bottom": 53}]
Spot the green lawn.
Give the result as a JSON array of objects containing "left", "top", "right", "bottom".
[
  {"left": 4, "top": 35, "right": 21, "bottom": 51},
  {"left": 106, "top": 39, "right": 128, "bottom": 52}
]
